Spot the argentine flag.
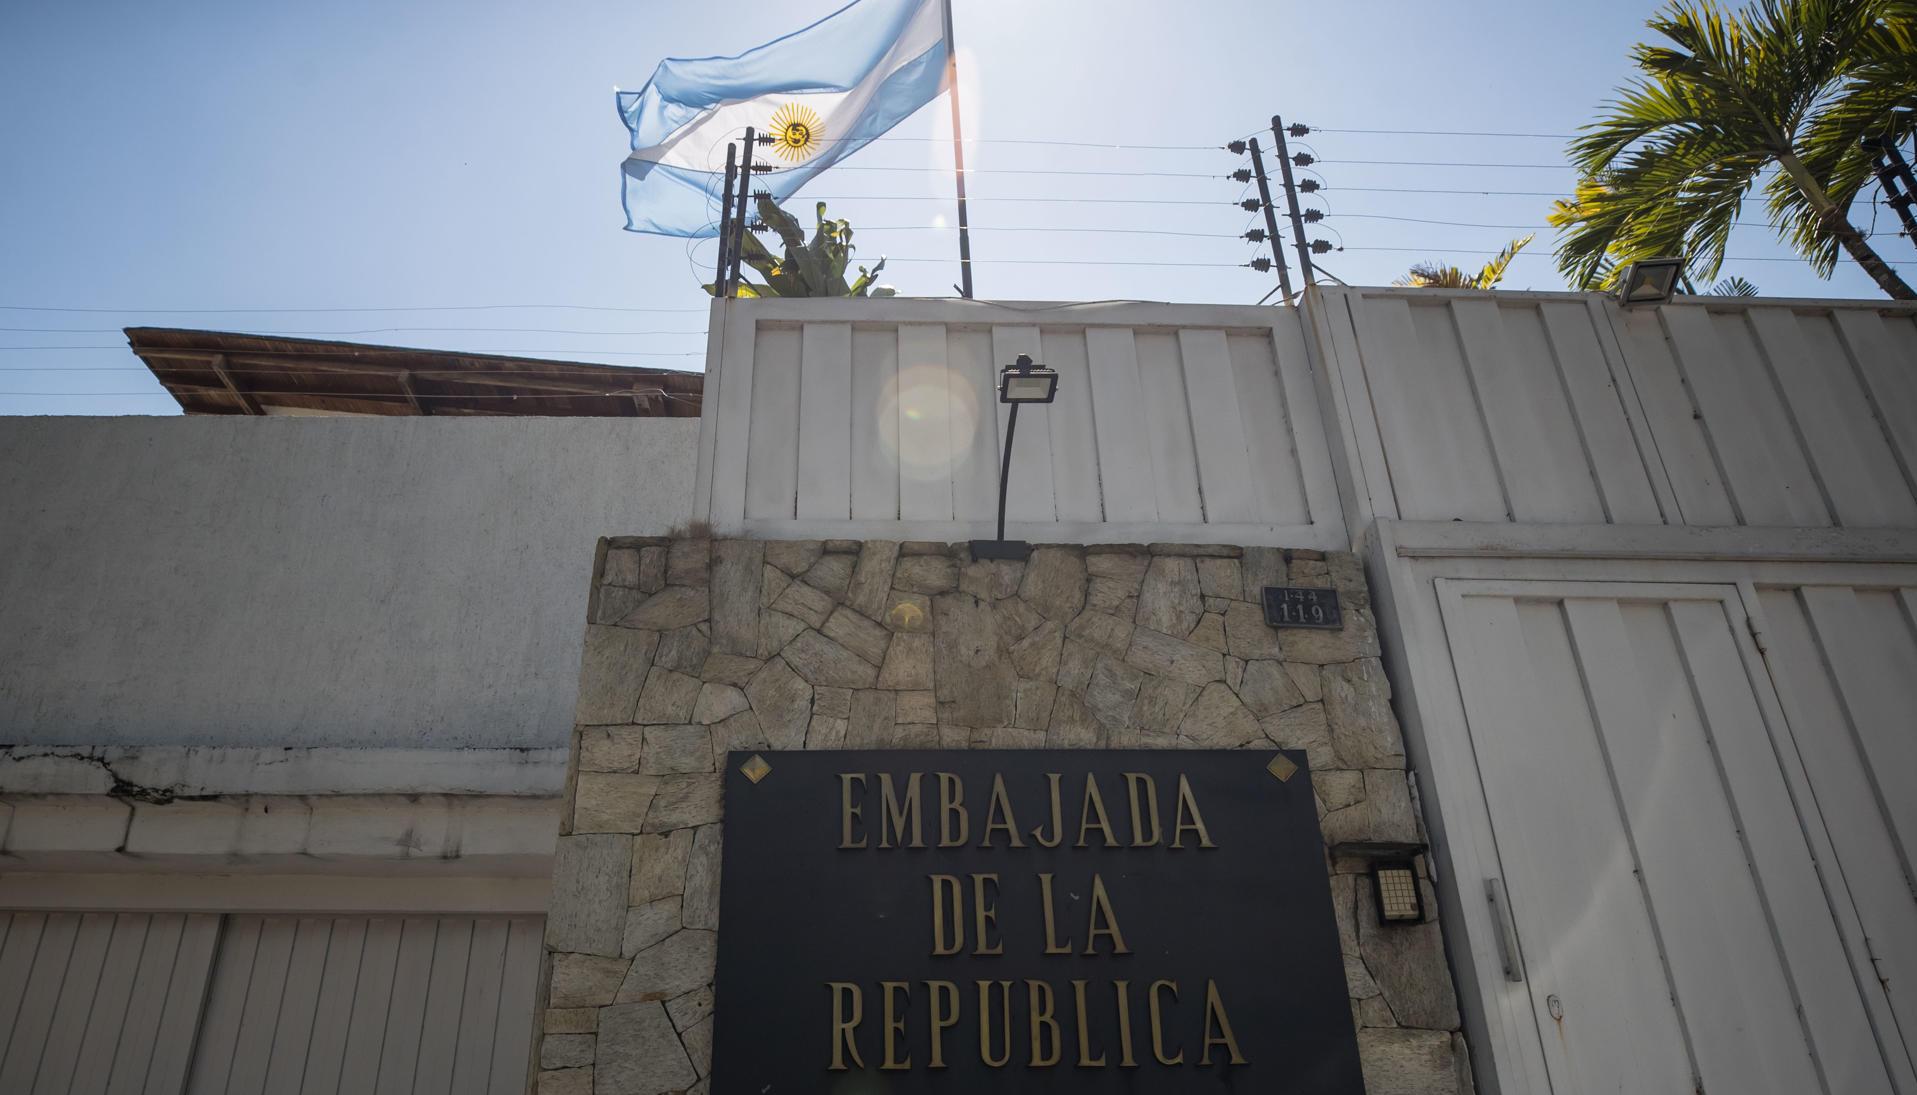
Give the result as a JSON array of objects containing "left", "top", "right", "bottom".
[{"left": 618, "top": 0, "right": 950, "bottom": 237}]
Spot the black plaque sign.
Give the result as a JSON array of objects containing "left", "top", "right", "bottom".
[
  {"left": 710, "top": 750, "right": 1363, "bottom": 1093},
  {"left": 1263, "top": 585, "right": 1343, "bottom": 629}
]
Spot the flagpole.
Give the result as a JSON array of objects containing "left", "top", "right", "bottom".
[{"left": 941, "top": 0, "right": 974, "bottom": 298}]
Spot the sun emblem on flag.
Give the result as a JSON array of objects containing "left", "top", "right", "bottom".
[{"left": 768, "top": 102, "right": 824, "bottom": 163}]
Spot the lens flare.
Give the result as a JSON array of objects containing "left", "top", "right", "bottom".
[{"left": 878, "top": 363, "right": 980, "bottom": 483}]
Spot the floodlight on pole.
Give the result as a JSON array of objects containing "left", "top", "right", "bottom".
[
  {"left": 969, "top": 353, "right": 1058, "bottom": 563},
  {"left": 1615, "top": 257, "right": 1685, "bottom": 306}
]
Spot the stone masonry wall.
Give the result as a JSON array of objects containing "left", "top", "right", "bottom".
[{"left": 533, "top": 537, "right": 1472, "bottom": 1095}]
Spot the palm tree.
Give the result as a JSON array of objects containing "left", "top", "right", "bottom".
[
  {"left": 1550, "top": 0, "right": 1914, "bottom": 300},
  {"left": 1394, "top": 235, "right": 1535, "bottom": 289}
]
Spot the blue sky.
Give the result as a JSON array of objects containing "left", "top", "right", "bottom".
[{"left": 3, "top": 0, "right": 1910, "bottom": 415}]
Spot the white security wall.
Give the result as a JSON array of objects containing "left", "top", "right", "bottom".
[
  {"left": 694, "top": 298, "right": 1346, "bottom": 548},
  {"left": 0, "top": 417, "right": 696, "bottom": 750}
]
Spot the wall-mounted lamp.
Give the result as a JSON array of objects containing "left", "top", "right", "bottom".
[
  {"left": 969, "top": 353, "right": 1058, "bottom": 562},
  {"left": 1615, "top": 256, "right": 1685, "bottom": 306},
  {"left": 1372, "top": 861, "right": 1427, "bottom": 924}
]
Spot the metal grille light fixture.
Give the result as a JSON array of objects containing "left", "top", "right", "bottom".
[
  {"left": 1372, "top": 861, "right": 1427, "bottom": 924},
  {"left": 969, "top": 353, "right": 1058, "bottom": 562}
]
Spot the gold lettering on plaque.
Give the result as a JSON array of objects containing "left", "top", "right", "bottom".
[
  {"left": 1148, "top": 980, "right": 1183, "bottom": 1065},
  {"left": 1200, "top": 980, "right": 1248, "bottom": 1065},
  {"left": 937, "top": 772, "right": 969, "bottom": 847},
  {"left": 880, "top": 981, "right": 911, "bottom": 1070},
  {"left": 1123, "top": 772, "right": 1161, "bottom": 846},
  {"left": 879, "top": 773, "right": 925, "bottom": 849},
  {"left": 1071, "top": 980, "right": 1107, "bottom": 1068},
  {"left": 1113, "top": 979, "right": 1138, "bottom": 1067},
  {"left": 1076, "top": 773, "right": 1119, "bottom": 848},
  {"left": 929, "top": 874, "right": 963, "bottom": 955},
  {"left": 1031, "top": 772, "right": 1065, "bottom": 847},
  {"left": 977, "top": 980, "right": 1012, "bottom": 1067},
  {"left": 839, "top": 774, "right": 867, "bottom": 849},
  {"left": 971, "top": 873, "right": 1003, "bottom": 955},
  {"left": 1084, "top": 874, "right": 1131, "bottom": 955},
  {"left": 1037, "top": 873, "right": 1072, "bottom": 955},
  {"left": 1027, "top": 979, "right": 1062, "bottom": 1067},
  {"left": 981, "top": 774, "right": 1026, "bottom": 848},
  {"left": 926, "top": 980, "right": 959, "bottom": 1068},
  {"left": 1170, "top": 774, "right": 1217, "bottom": 849},
  {"left": 827, "top": 982, "right": 865, "bottom": 1070}
]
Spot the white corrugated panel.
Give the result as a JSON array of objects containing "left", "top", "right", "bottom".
[
  {"left": 183, "top": 915, "right": 543, "bottom": 1095},
  {"left": 1438, "top": 580, "right": 1909, "bottom": 1094},
  {"left": 1320, "top": 288, "right": 1917, "bottom": 532},
  {"left": 0, "top": 911, "right": 221, "bottom": 1095},
  {"left": 698, "top": 298, "right": 1346, "bottom": 547}
]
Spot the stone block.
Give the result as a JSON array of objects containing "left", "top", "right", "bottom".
[
  {"left": 1046, "top": 690, "right": 1102, "bottom": 748},
  {"left": 1134, "top": 676, "right": 1198, "bottom": 734},
  {"left": 889, "top": 723, "right": 940, "bottom": 749},
  {"left": 1018, "top": 547, "right": 1086, "bottom": 621},
  {"left": 1196, "top": 557, "right": 1242, "bottom": 599},
  {"left": 782, "top": 630, "right": 880, "bottom": 688},
  {"left": 1066, "top": 611, "right": 1133, "bottom": 659},
  {"left": 1014, "top": 679, "right": 1057, "bottom": 730},
  {"left": 897, "top": 690, "right": 937, "bottom": 724},
  {"left": 708, "top": 540, "right": 764, "bottom": 655},
  {"left": 803, "top": 553, "right": 856, "bottom": 594},
  {"left": 1177, "top": 682, "right": 1261, "bottom": 748},
  {"left": 576, "top": 627, "right": 658, "bottom": 725},
  {"left": 823, "top": 606, "right": 892, "bottom": 666},
  {"left": 620, "top": 587, "right": 710, "bottom": 632},
  {"left": 682, "top": 823, "right": 722, "bottom": 931},
  {"left": 992, "top": 596, "right": 1045, "bottom": 648},
  {"left": 630, "top": 829, "right": 694, "bottom": 905},
  {"left": 617, "top": 930, "right": 717, "bottom": 1002},
  {"left": 1314, "top": 769, "right": 1365, "bottom": 816},
  {"left": 691, "top": 684, "right": 749, "bottom": 726},
  {"left": 805, "top": 716, "right": 847, "bottom": 749},
  {"left": 1223, "top": 600, "right": 1284, "bottom": 660},
  {"left": 893, "top": 554, "right": 958, "bottom": 593},
  {"left": 1056, "top": 639, "right": 1098, "bottom": 693},
  {"left": 699, "top": 653, "right": 762, "bottom": 687},
  {"left": 1287, "top": 662, "right": 1323, "bottom": 702},
  {"left": 1289, "top": 558, "right": 1331, "bottom": 587},
  {"left": 1225, "top": 655, "right": 1245, "bottom": 692},
  {"left": 1085, "top": 551, "right": 1148, "bottom": 582},
  {"left": 594, "top": 586, "right": 643, "bottom": 626},
  {"left": 575, "top": 773, "right": 659, "bottom": 834},
  {"left": 879, "top": 591, "right": 933, "bottom": 632},
  {"left": 1187, "top": 612, "right": 1228, "bottom": 653},
  {"left": 1137, "top": 556, "right": 1203, "bottom": 637},
  {"left": 540, "top": 1033, "right": 595, "bottom": 1070},
  {"left": 1238, "top": 659, "right": 1306, "bottom": 718},
  {"left": 845, "top": 540, "right": 901, "bottom": 619},
  {"left": 824, "top": 539, "right": 860, "bottom": 553},
  {"left": 761, "top": 564, "right": 790, "bottom": 608},
  {"left": 1240, "top": 546, "right": 1287, "bottom": 603},
  {"left": 1322, "top": 658, "right": 1405, "bottom": 768},
  {"left": 1150, "top": 542, "right": 1239, "bottom": 556},
  {"left": 1125, "top": 627, "right": 1224, "bottom": 686},
  {"left": 1322, "top": 769, "right": 1420, "bottom": 846},
  {"left": 745, "top": 657, "right": 812, "bottom": 750},
  {"left": 709, "top": 709, "right": 766, "bottom": 767},
  {"left": 579, "top": 727, "right": 646, "bottom": 773},
  {"left": 846, "top": 689, "right": 897, "bottom": 749},
  {"left": 813, "top": 686, "right": 852, "bottom": 719},
  {"left": 643, "top": 775, "right": 723, "bottom": 833},
  {"left": 653, "top": 626, "right": 710, "bottom": 674},
  {"left": 633, "top": 667, "right": 703, "bottom": 724},
  {"left": 992, "top": 726, "right": 1047, "bottom": 749},
  {"left": 1357, "top": 1028, "right": 1463, "bottom": 1095},
  {"left": 604, "top": 548, "right": 642, "bottom": 588},
  {"left": 667, "top": 539, "right": 709, "bottom": 587},
  {"left": 624, "top": 897, "right": 682, "bottom": 957},
  {"left": 1009, "top": 621, "right": 1064, "bottom": 680},
  {"left": 683, "top": 1015, "right": 716, "bottom": 1077},
  {"left": 764, "top": 540, "right": 823, "bottom": 576},
  {"left": 961, "top": 557, "right": 1025, "bottom": 602},
  {"left": 545, "top": 1008, "right": 598, "bottom": 1034},
  {"left": 878, "top": 633, "right": 934, "bottom": 690},
  {"left": 771, "top": 579, "right": 835, "bottom": 629},
  {"left": 1086, "top": 576, "right": 1139, "bottom": 616},
  {"left": 548, "top": 953, "right": 629, "bottom": 1008},
  {"left": 933, "top": 593, "right": 1014, "bottom": 726},
  {"left": 638, "top": 546, "right": 667, "bottom": 592},
  {"left": 547, "top": 833, "right": 631, "bottom": 957},
  {"left": 596, "top": 1002, "right": 697, "bottom": 1093},
  {"left": 641, "top": 726, "right": 713, "bottom": 775},
  {"left": 537, "top": 1068, "right": 592, "bottom": 1095},
  {"left": 1261, "top": 703, "right": 1338, "bottom": 772},
  {"left": 1085, "top": 656, "right": 1144, "bottom": 731},
  {"left": 667, "top": 986, "right": 715, "bottom": 1031},
  {"left": 756, "top": 610, "right": 808, "bottom": 658},
  {"left": 1357, "top": 873, "right": 1459, "bottom": 1030}
]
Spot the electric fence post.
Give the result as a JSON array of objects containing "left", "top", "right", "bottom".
[
  {"left": 1245, "top": 138, "right": 1294, "bottom": 302},
  {"left": 1271, "top": 115, "right": 1316, "bottom": 287},
  {"left": 715, "top": 143, "right": 739, "bottom": 298},
  {"left": 725, "top": 126, "right": 762, "bottom": 296}
]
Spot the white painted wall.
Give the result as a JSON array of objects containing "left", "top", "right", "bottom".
[{"left": 0, "top": 417, "right": 696, "bottom": 751}]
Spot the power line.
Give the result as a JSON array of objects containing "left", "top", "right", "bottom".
[
  {"left": 1309, "top": 127, "right": 1577, "bottom": 139},
  {"left": 0, "top": 304, "right": 708, "bottom": 315},
  {"left": 0, "top": 326, "right": 708, "bottom": 336},
  {"left": 1334, "top": 245, "right": 1917, "bottom": 264},
  {"left": 822, "top": 165, "right": 1224, "bottom": 179},
  {"left": 0, "top": 389, "right": 707, "bottom": 401},
  {"left": 1317, "top": 159, "right": 1573, "bottom": 170}
]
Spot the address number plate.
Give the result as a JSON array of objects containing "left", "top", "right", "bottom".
[{"left": 1262, "top": 585, "right": 1342, "bottom": 629}]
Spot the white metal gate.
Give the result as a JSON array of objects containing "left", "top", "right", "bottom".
[
  {"left": 0, "top": 912, "right": 543, "bottom": 1095},
  {"left": 1437, "top": 579, "right": 1914, "bottom": 1094}
]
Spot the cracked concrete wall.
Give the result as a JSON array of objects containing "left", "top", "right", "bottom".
[{"left": 0, "top": 417, "right": 696, "bottom": 750}]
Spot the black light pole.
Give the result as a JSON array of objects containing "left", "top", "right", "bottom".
[{"left": 969, "top": 353, "right": 1059, "bottom": 562}]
